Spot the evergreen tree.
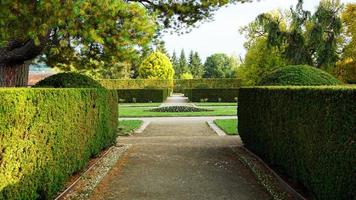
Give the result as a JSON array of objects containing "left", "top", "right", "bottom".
[
  {"left": 189, "top": 51, "right": 204, "bottom": 78},
  {"left": 177, "top": 49, "right": 190, "bottom": 78},
  {"left": 171, "top": 50, "right": 180, "bottom": 78}
]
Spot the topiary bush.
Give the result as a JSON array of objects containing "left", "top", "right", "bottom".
[
  {"left": 148, "top": 106, "right": 211, "bottom": 112},
  {"left": 33, "top": 72, "right": 104, "bottom": 88},
  {"left": 138, "top": 51, "right": 174, "bottom": 80},
  {"left": 258, "top": 65, "right": 342, "bottom": 86}
]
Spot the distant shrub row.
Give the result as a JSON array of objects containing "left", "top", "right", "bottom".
[
  {"left": 174, "top": 78, "right": 242, "bottom": 92},
  {"left": 0, "top": 88, "right": 118, "bottom": 199},
  {"left": 117, "top": 89, "right": 172, "bottom": 103},
  {"left": 238, "top": 86, "right": 356, "bottom": 200},
  {"left": 99, "top": 79, "right": 174, "bottom": 89},
  {"left": 184, "top": 88, "right": 239, "bottom": 102},
  {"left": 98, "top": 78, "right": 241, "bottom": 91}
]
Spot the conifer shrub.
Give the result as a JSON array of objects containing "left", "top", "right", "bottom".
[
  {"left": 34, "top": 72, "right": 104, "bottom": 88},
  {"left": 0, "top": 88, "right": 118, "bottom": 199},
  {"left": 258, "top": 65, "right": 341, "bottom": 86}
]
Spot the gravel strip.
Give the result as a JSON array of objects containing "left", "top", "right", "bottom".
[{"left": 57, "top": 144, "right": 131, "bottom": 200}]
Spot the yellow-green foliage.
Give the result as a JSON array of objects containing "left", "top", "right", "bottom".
[
  {"left": 0, "top": 88, "right": 118, "bottom": 199},
  {"left": 180, "top": 72, "right": 194, "bottom": 80},
  {"left": 99, "top": 79, "right": 173, "bottom": 89},
  {"left": 138, "top": 51, "right": 174, "bottom": 80},
  {"left": 239, "top": 86, "right": 356, "bottom": 200},
  {"left": 174, "top": 78, "right": 241, "bottom": 92}
]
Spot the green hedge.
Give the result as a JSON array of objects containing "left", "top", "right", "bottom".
[
  {"left": 34, "top": 72, "right": 104, "bottom": 88},
  {"left": 99, "top": 79, "right": 173, "bottom": 89},
  {"left": 259, "top": 65, "right": 342, "bottom": 86},
  {"left": 0, "top": 88, "right": 118, "bottom": 199},
  {"left": 174, "top": 78, "right": 241, "bottom": 92},
  {"left": 117, "top": 89, "right": 171, "bottom": 103},
  {"left": 184, "top": 88, "right": 239, "bottom": 102},
  {"left": 238, "top": 86, "right": 356, "bottom": 200}
]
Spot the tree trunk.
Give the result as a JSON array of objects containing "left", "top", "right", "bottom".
[{"left": 0, "top": 62, "right": 29, "bottom": 87}]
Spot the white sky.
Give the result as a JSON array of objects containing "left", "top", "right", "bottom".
[{"left": 162, "top": 0, "right": 354, "bottom": 61}]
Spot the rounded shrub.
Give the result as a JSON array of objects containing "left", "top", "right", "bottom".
[
  {"left": 34, "top": 72, "right": 104, "bottom": 88},
  {"left": 139, "top": 51, "right": 174, "bottom": 80},
  {"left": 259, "top": 65, "right": 342, "bottom": 86}
]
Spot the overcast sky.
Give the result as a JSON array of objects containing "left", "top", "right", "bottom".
[{"left": 162, "top": 0, "right": 354, "bottom": 61}]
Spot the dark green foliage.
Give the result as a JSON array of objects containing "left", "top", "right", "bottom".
[
  {"left": 184, "top": 88, "right": 239, "bottom": 102},
  {"left": 117, "top": 89, "right": 171, "bottom": 103},
  {"left": 203, "top": 53, "right": 236, "bottom": 78},
  {"left": 34, "top": 72, "right": 104, "bottom": 88},
  {"left": 238, "top": 86, "right": 356, "bottom": 200},
  {"left": 0, "top": 88, "right": 118, "bottom": 199},
  {"left": 259, "top": 65, "right": 341, "bottom": 86},
  {"left": 148, "top": 106, "right": 211, "bottom": 112}
]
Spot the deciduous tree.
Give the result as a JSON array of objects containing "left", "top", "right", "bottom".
[{"left": 0, "top": 0, "right": 244, "bottom": 86}]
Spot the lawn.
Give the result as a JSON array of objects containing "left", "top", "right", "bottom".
[
  {"left": 214, "top": 119, "right": 238, "bottom": 135},
  {"left": 119, "top": 103, "right": 161, "bottom": 107},
  {"left": 119, "top": 105, "right": 237, "bottom": 117},
  {"left": 118, "top": 120, "right": 143, "bottom": 135},
  {"left": 194, "top": 102, "right": 237, "bottom": 107}
]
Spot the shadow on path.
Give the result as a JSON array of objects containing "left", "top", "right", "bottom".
[{"left": 90, "top": 118, "right": 270, "bottom": 200}]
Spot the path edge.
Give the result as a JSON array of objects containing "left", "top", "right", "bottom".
[
  {"left": 233, "top": 145, "right": 307, "bottom": 200},
  {"left": 206, "top": 120, "right": 227, "bottom": 136}
]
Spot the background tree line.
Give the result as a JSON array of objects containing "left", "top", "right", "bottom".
[
  {"left": 237, "top": 0, "right": 356, "bottom": 85},
  {"left": 169, "top": 49, "right": 239, "bottom": 79}
]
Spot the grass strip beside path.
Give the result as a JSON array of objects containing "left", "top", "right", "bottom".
[
  {"left": 118, "top": 120, "right": 143, "bottom": 135},
  {"left": 214, "top": 119, "right": 238, "bottom": 135}
]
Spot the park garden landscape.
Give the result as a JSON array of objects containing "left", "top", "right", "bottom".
[{"left": 0, "top": 0, "right": 355, "bottom": 200}]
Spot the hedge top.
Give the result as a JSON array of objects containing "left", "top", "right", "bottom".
[
  {"left": 34, "top": 72, "right": 104, "bottom": 88},
  {"left": 258, "top": 65, "right": 342, "bottom": 86}
]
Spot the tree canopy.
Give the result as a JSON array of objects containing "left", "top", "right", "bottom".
[
  {"left": 203, "top": 53, "right": 238, "bottom": 78},
  {"left": 0, "top": 0, "right": 245, "bottom": 86}
]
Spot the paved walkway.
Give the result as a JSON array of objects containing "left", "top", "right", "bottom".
[
  {"left": 159, "top": 93, "right": 196, "bottom": 107},
  {"left": 90, "top": 118, "right": 270, "bottom": 200}
]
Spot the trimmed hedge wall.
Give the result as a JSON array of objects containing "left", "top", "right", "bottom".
[
  {"left": 117, "top": 89, "right": 171, "bottom": 103},
  {"left": 99, "top": 79, "right": 173, "bottom": 89},
  {"left": 174, "top": 78, "right": 241, "bottom": 92},
  {"left": 0, "top": 88, "right": 118, "bottom": 199},
  {"left": 238, "top": 86, "right": 356, "bottom": 200},
  {"left": 184, "top": 88, "right": 239, "bottom": 102}
]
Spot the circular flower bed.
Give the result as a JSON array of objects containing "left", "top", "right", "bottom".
[{"left": 147, "top": 106, "right": 212, "bottom": 112}]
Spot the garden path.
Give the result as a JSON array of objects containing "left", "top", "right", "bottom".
[
  {"left": 159, "top": 93, "right": 196, "bottom": 107},
  {"left": 89, "top": 117, "right": 270, "bottom": 200}
]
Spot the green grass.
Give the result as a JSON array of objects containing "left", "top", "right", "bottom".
[
  {"left": 119, "top": 103, "right": 161, "bottom": 107},
  {"left": 194, "top": 102, "right": 237, "bottom": 107},
  {"left": 118, "top": 120, "right": 143, "bottom": 135},
  {"left": 214, "top": 119, "right": 238, "bottom": 135},
  {"left": 119, "top": 106, "right": 237, "bottom": 117}
]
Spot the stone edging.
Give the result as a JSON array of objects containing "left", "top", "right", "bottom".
[
  {"left": 206, "top": 120, "right": 227, "bottom": 136},
  {"left": 134, "top": 121, "right": 150, "bottom": 134}
]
